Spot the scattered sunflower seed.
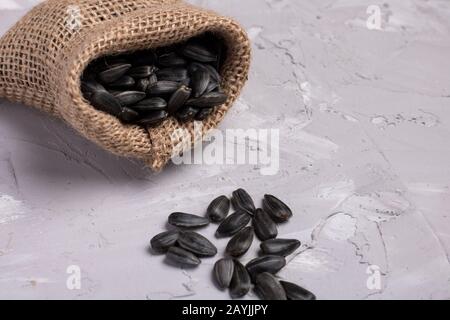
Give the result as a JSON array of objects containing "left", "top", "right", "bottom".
[
  {"left": 178, "top": 231, "right": 217, "bottom": 257},
  {"left": 168, "top": 212, "right": 210, "bottom": 229},
  {"left": 216, "top": 210, "right": 251, "bottom": 238},
  {"left": 253, "top": 208, "right": 277, "bottom": 241},
  {"left": 229, "top": 260, "right": 251, "bottom": 298},
  {"left": 260, "top": 239, "right": 301, "bottom": 257},
  {"left": 231, "top": 188, "right": 256, "bottom": 214},
  {"left": 150, "top": 230, "right": 179, "bottom": 253},
  {"left": 207, "top": 195, "right": 230, "bottom": 223},
  {"left": 262, "top": 194, "right": 293, "bottom": 223},
  {"left": 245, "top": 255, "right": 286, "bottom": 280},
  {"left": 166, "top": 246, "right": 201, "bottom": 267},
  {"left": 225, "top": 226, "right": 254, "bottom": 257},
  {"left": 255, "top": 272, "right": 287, "bottom": 300},
  {"left": 213, "top": 258, "right": 234, "bottom": 289},
  {"left": 280, "top": 281, "right": 316, "bottom": 300}
]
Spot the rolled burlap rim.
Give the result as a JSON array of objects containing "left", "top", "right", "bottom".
[{"left": 0, "top": 0, "right": 251, "bottom": 171}]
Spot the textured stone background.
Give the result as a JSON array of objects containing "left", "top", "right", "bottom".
[{"left": 0, "top": 0, "right": 449, "bottom": 299}]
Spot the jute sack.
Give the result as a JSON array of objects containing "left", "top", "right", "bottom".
[{"left": 0, "top": 0, "right": 251, "bottom": 170}]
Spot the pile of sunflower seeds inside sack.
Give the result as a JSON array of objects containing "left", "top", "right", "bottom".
[
  {"left": 81, "top": 35, "right": 227, "bottom": 127},
  {"left": 150, "top": 188, "right": 316, "bottom": 300}
]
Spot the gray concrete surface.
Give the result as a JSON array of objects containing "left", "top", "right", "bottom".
[{"left": 0, "top": 0, "right": 450, "bottom": 300}]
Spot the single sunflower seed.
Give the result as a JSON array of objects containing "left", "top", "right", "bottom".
[
  {"left": 229, "top": 260, "right": 251, "bottom": 298},
  {"left": 98, "top": 63, "right": 132, "bottom": 84},
  {"left": 182, "top": 42, "right": 218, "bottom": 63},
  {"left": 165, "top": 246, "right": 201, "bottom": 267},
  {"left": 156, "top": 67, "right": 189, "bottom": 82},
  {"left": 213, "top": 258, "right": 234, "bottom": 289},
  {"left": 195, "top": 107, "right": 214, "bottom": 121},
  {"left": 150, "top": 230, "right": 179, "bottom": 253},
  {"left": 137, "top": 110, "right": 168, "bottom": 126},
  {"left": 186, "top": 92, "right": 227, "bottom": 108},
  {"left": 216, "top": 210, "right": 251, "bottom": 238},
  {"left": 225, "top": 226, "right": 254, "bottom": 257},
  {"left": 118, "top": 107, "right": 140, "bottom": 122},
  {"left": 90, "top": 91, "right": 122, "bottom": 116},
  {"left": 262, "top": 194, "right": 293, "bottom": 223},
  {"left": 168, "top": 212, "right": 210, "bottom": 229},
  {"left": 191, "top": 68, "right": 210, "bottom": 98},
  {"left": 147, "top": 81, "right": 180, "bottom": 95},
  {"left": 231, "top": 188, "right": 256, "bottom": 214},
  {"left": 255, "top": 272, "right": 287, "bottom": 300},
  {"left": 127, "top": 65, "right": 156, "bottom": 78},
  {"left": 115, "top": 91, "right": 146, "bottom": 106},
  {"left": 280, "top": 281, "right": 316, "bottom": 300},
  {"left": 253, "top": 208, "right": 278, "bottom": 241},
  {"left": 108, "top": 76, "right": 135, "bottom": 89},
  {"left": 131, "top": 97, "right": 167, "bottom": 112},
  {"left": 260, "top": 239, "right": 301, "bottom": 257},
  {"left": 158, "top": 52, "right": 187, "bottom": 67},
  {"left": 207, "top": 195, "right": 230, "bottom": 223},
  {"left": 167, "top": 85, "right": 192, "bottom": 114},
  {"left": 178, "top": 231, "right": 217, "bottom": 257},
  {"left": 245, "top": 255, "right": 286, "bottom": 280}
]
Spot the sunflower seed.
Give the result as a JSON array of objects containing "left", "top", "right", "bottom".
[
  {"left": 195, "top": 107, "right": 214, "bottom": 121},
  {"left": 204, "top": 64, "right": 221, "bottom": 83},
  {"left": 225, "top": 226, "right": 254, "bottom": 257},
  {"left": 255, "top": 273, "right": 287, "bottom": 300},
  {"left": 176, "top": 106, "right": 198, "bottom": 122},
  {"left": 245, "top": 255, "right": 286, "bottom": 280},
  {"left": 231, "top": 188, "right": 256, "bottom": 214},
  {"left": 158, "top": 52, "right": 187, "bottom": 67},
  {"left": 216, "top": 210, "right": 251, "bottom": 237},
  {"left": 253, "top": 209, "right": 277, "bottom": 241},
  {"left": 138, "top": 110, "right": 168, "bottom": 126},
  {"left": 147, "top": 81, "right": 180, "bottom": 95},
  {"left": 127, "top": 65, "right": 156, "bottom": 78},
  {"left": 118, "top": 107, "right": 140, "bottom": 122},
  {"left": 186, "top": 92, "right": 227, "bottom": 108},
  {"left": 182, "top": 42, "right": 218, "bottom": 63},
  {"left": 131, "top": 97, "right": 167, "bottom": 112},
  {"left": 165, "top": 246, "right": 201, "bottom": 267},
  {"left": 156, "top": 68, "right": 189, "bottom": 82},
  {"left": 178, "top": 231, "right": 217, "bottom": 257},
  {"left": 98, "top": 63, "right": 132, "bottom": 83},
  {"left": 167, "top": 85, "right": 191, "bottom": 114},
  {"left": 136, "top": 78, "right": 150, "bottom": 92},
  {"left": 207, "top": 195, "right": 230, "bottom": 223},
  {"left": 213, "top": 258, "right": 234, "bottom": 289},
  {"left": 280, "top": 281, "right": 316, "bottom": 300},
  {"left": 262, "top": 194, "right": 293, "bottom": 223},
  {"left": 115, "top": 91, "right": 146, "bottom": 106},
  {"left": 191, "top": 68, "right": 210, "bottom": 98},
  {"left": 260, "top": 239, "right": 301, "bottom": 257},
  {"left": 90, "top": 91, "right": 122, "bottom": 116},
  {"left": 81, "top": 79, "right": 106, "bottom": 95},
  {"left": 150, "top": 230, "right": 179, "bottom": 253},
  {"left": 229, "top": 260, "right": 251, "bottom": 298},
  {"left": 168, "top": 212, "right": 209, "bottom": 228},
  {"left": 108, "top": 76, "right": 135, "bottom": 89}
]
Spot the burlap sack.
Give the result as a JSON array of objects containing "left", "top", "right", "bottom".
[{"left": 0, "top": 0, "right": 251, "bottom": 170}]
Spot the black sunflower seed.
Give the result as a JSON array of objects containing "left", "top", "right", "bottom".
[
  {"left": 89, "top": 91, "right": 122, "bottom": 116},
  {"left": 165, "top": 246, "right": 201, "bottom": 267},
  {"left": 131, "top": 97, "right": 167, "bottom": 112},
  {"left": 167, "top": 85, "right": 191, "bottom": 114},
  {"left": 280, "top": 281, "right": 316, "bottom": 300},
  {"left": 178, "top": 231, "right": 217, "bottom": 257},
  {"left": 168, "top": 212, "right": 209, "bottom": 229},
  {"left": 231, "top": 188, "right": 256, "bottom": 214},
  {"left": 225, "top": 226, "right": 254, "bottom": 257},
  {"left": 118, "top": 107, "right": 140, "bottom": 122},
  {"left": 158, "top": 52, "right": 187, "bottom": 67},
  {"left": 213, "top": 258, "right": 234, "bottom": 289},
  {"left": 98, "top": 63, "right": 132, "bottom": 84},
  {"left": 115, "top": 91, "right": 146, "bottom": 106},
  {"left": 207, "top": 195, "right": 230, "bottom": 223},
  {"left": 182, "top": 42, "right": 218, "bottom": 63},
  {"left": 81, "top": 79, "right": 106, "bottom": 95},
  {"left": 186, "top": 92, "right": 227, "bottom": 108},
  {"left": 262, "top": 194, "right": 293, "bottom": 223},
  {"left": 138, "top": 110, "right": 168, "bottom": 126},
  {"left": 229, "top": 260, "right": 251, "bottom": 298},
  {"left": 127, "top": 65, "right": 156, "bottom": 78},
  {"left": 147, "top": 81, "right": 180, "bottom": 95},
  {"left": 216, "top": 210, "right": 251, "bottom": 238},
  {"left": 156, "top": 68, "right": 189, "bottom": 82},
  {"left": 260, "top": 239, "right": 301, "bottom": 257},
  {"left": 253, "top": 209, "right": 277, "bottom": 241},
  {"left": 108, "top": 76, "right": 135, "bottom": 89},
  {"left": 245, "top": 255, "right": 286, "bottom": 280},
  {"left": 255, "top": 272, "right": 287, "bottom": 300},
  {"left": 191, "top": 68, "right": 210, "bottom": 98},
  {"left": 150, "top": 230, "right": 179, "bottom": 253}
]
